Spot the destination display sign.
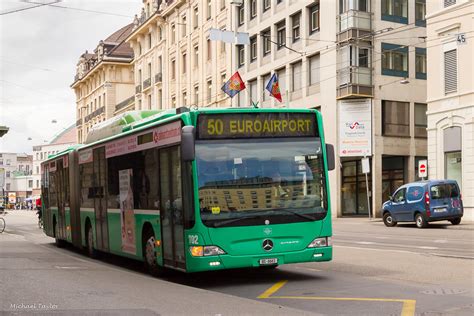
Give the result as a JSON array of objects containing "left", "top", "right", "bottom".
[{"left": 197, "top": 113, "right": 317, "bottom": 139}]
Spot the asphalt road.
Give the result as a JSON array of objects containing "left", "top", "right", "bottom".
[{"left": 1, "top": 211, "right": 473, "bottom": 316}]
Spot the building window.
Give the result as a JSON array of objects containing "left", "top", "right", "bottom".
[
  {"left": 36, "top": 180, "right": 40, "bottom": 188},
  {"left": 171, "top": 59, "right": 176, "bottom": 79},
  {"left": 250, "top": 36, "right": 257, "bottom": 62},
  {"left": 183, "top": 91, "right": 187, "bottom": 106},
  {"left": 148, "top": 94, "right": 152, "bottom": 110},
  {"left": 263, "top": 0, "right": 270, "bottom": 12},
  {"left": 237, "top": 45, "right": 245, "bottom": 67},
  {"left": 250, "top": 0, "right": 257, "bottom": 19},
  {"left": 193, "top": 6, "right": 199, "bottom": 29},
  {"left": 443, "top": 126, "right": 462, "bottom": 188},
  {"left": 339, "top": 0, "right": 369, "bottom": 13},
  {"left": 359, "top": 47, "right": 370, "bottom": 68},
  {"left": 207, "top": 0, "right": 212, "bottom": 19},
  {"left": 207, "top": 38, "right": 212, "bottom": 61},
  {"left": 382, "top": 43, "right": 408, "bottom": 77},
  {"left": 138, "top": 43, "right": 142, "bottom": 55},
  {"left": 171, "top": 24, "right": 176, "bottom": 44},
  {"left": 444, "top": 49, "right": 457, "bottom": 94},
  {"left": 182, "top": 53, "right": 187, "bottom": 73},
  {"left": 207, "top": 80, "right": 212, "bottom": 104},
  {"left": 193, "top": 45, "right": 199, "bottom": 68},
  {"left": 381, "top": 0, "right": 408, "bottom": 24},
  {"left": 291, "top": 12, "right": 301, "bottom": 42},
  {"left": 262, "top": 73, "right": 271, "bottom": 101},
  {"left": 148, "top": 33, "right": 152, "bottom": 49},
  {"left": 238, "top": 5, "right": 245, "bottom": 25},
  {"left": 414, "top": 103, "right": 427, "bottom": 138},
  {"left": 309, "top": 54, "right": 320, "bottom": 85},
  {"left": 291, "top": 61, "right": 302, "bottom": 91},
  {"left": 309, "top": 4, "right": 320, "bottom": 34},
  {"left": 444, "top": 0, "right": 456, "bottom": 8},
  {"left": 415, "top": 47, "right": 426, "bottom": 80},
  {"left": 181, "top": 14, "right": 187, "bottom": 36},
  {"left": 382, "top": 100, "right": 410, "bottom": 137},
  {"left": 6, "top": 171, "right": 10, "bottom": 178},
  {"left": 276, "top": 68, "right": 286, "bottom": 95},
  {"left": 261, "top": 28, "right": 271, "bottom": 56},
  {"left": 172, "top": 96, "right": 176, "bottom": 108},
  {"left": 249, "top": 79, "right": 257, "bottom": 103},
  {"left": 194, "top": 85, "right": 199, "bottom": 104},
  {"left": 276, "top": 20, "right": 286, "bottom": 49},
  {"left": 148, "top": 62, "right": 152, "bottom": 79},
  {"left": 415, "top": 0, "right": 426, "bottom": 27}
]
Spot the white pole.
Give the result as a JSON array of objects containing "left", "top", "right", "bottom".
[{"left": 366, "top": 172, "right": 371, "bottom": 220}]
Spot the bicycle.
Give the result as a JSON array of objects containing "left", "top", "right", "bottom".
[{"left": 0, "top": 209, "right": 6, "bottom": 233}]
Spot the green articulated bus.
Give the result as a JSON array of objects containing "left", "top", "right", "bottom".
[{"left": 41, "top": 107, "right": 335, "bottom": 275}]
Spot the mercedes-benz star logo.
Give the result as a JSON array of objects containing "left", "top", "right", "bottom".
[{"left": 262, "top": 239, "right": 273, "bottom": 251}]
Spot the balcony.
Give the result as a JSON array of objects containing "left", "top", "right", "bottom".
[
  {"left": 76, "top": 118, "right": 82, "bottom": 126},
  {"left": 337, "top": 66, "right": 373, "bottom": 99},
  {"left": 337, "top": 10, "right": 372, "bottom": 42},
  {"left": 155, "top": 72, "right": 162, "bottom": 83},
  {"left": 143, "top": 78, "right": 151, "bottom": 90},
  {"left": 115, "top": 96, "right": 135, "bottom": 112},
  {"left": 136, "top": 85, "right": 142, "bottom": 94}
]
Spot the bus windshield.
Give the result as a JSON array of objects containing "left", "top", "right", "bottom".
[{"left": 196, "top": 138, "right": 327, "bottom": 227}]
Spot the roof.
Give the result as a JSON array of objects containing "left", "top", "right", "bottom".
[
  {"left": 49, "top": 124, "right": 77, "bottom": 145},
  {"left": 106, "top": 23, "right": 134, "bottom": 58}
]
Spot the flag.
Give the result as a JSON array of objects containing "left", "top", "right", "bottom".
[
  {"left": 221, "top": 71, "right": 246, "bottom": 98},
  {"left": 265, "top": 73, "right": 282, "bottom": 102}
]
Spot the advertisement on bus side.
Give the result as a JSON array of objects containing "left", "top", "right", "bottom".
[{"left": 119, "top": 169, "right": 136, "bottom": 254}]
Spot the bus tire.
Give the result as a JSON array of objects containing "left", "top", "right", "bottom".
[
  {"left": 143, "top": 229, "right": 164, "bottom": 277},
  {"left": 53, "top": 217, "right": 65, "bottom": 248},
  {"left": 86, "top": 223, "right": 99, "bottom": 259}
]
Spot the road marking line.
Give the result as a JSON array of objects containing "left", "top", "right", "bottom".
[
  {"left": 418, "top": 246, "right": 438, "bottom": 250},
  {"left": 258, "top": 281, "right": 416, "bottom": 316},
  {"left": 257, "top": 280, "right": 287, "bottom": 299}
]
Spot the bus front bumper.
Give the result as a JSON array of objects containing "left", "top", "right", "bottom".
[{"left": 186, "top": 246, "right": 332, "bottom": 273}]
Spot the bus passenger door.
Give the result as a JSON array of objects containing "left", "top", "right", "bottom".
[
  {"left": 93, "top": 147, "right": 109, "bottom": 252},
  {"left": 160, "top": 146, "right": 185, "bottom": 270},
  {"left": 57, "top": 159, "right": 66, "bottom": 240}
]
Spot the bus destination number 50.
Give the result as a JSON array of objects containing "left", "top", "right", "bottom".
[{"left": 207, "top": 119, "right": 224, "bottom": 135}]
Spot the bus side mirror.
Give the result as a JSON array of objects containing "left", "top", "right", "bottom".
[
  {"left": 326, "top": 143, "right": 335, "bottom": 171},
  {"left": 182, "top": 126, "right": 195, "bottom": 162}
]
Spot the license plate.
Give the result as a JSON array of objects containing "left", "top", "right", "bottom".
[
  {"left": 434, "top": 208, "right": 447, "bottom": 213},
  {"left": 259, "top": 258, "right": 278, "bottom": 265}
]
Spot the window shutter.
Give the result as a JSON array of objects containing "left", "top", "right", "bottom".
[
  {"left": 444, "top": 49, "right": 457, "bottom": 94},
  {"left": 444, "top": 0, "right": 456, "bottom": 8}
]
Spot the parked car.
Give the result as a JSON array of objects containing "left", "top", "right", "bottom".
[{"left": 382, "top": 180, "right": 463, "bottom": 228}]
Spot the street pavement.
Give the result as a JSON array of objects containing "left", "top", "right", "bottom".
[{"left": 1, "top": 211, "right": 473, "bottom": 315}]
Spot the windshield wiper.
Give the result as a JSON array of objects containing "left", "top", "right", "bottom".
[
  {"left": 276, "top": 209, "right": 315, "bottom": 221},
  {"left": 210, "top": 214, "right": 264, "bottom": 228}
]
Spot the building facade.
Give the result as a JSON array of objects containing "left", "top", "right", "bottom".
[
  {"left": 232, "top": 0, "right": 428, "bottom": 217},
  {"left": 0, "top": 153, "right": 33, "bottom": 206},
  {"left": 72, "top": 24, "right": 135, "bottom": 144},
  {"left": 426, "top": 0, "right": 473, "bottom": 220},
  {"left": 126, "top": 0, "right": 232, "bottom": 111},
  {"left": 31, "top": 124, "right": 77, "bottom": 200}
]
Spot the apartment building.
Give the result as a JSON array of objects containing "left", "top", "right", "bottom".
[
  {"left": 0, "top": 153, "right": 33, "bottom": 205},
  {"left": 31, "top": 124, "right": 77, "bottom": 199},
  {"left": 72, "top": 24, "right": 135, "bottom": 144},
  {"left": 426, "top": 0, "right": 473, "bottom": 220},
  {"left": 126, "top": 0, "right": 231, "bottom": 111},
  {"left": 233, "top": 0, "right": 428, "bottom": 217}
]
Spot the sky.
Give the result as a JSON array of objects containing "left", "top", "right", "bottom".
[{"left": 0, "top": 0, "right": 142, "bottom": 153}]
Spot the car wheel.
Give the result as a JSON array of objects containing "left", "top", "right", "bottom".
[
  {"left": 415, "top": 213, "right": 428, "bottom": 228},
  {"left": 449, "top": 218, "right": 461, "bottom": 225},
  {"left": 383, "top": 212, "right": 397, "bottom": 227},
  {"left": 143, "top": 230, "right": 164, "bottom": 277}
]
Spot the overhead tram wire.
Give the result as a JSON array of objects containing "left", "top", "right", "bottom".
[
  {"left": 0, "top": 0, "right": 60, "bottom": 16},
  {"left": 22, "top": 0, "right": 133, "bottom": 18}
]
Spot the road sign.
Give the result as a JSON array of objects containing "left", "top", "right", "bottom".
[
  {"left": 418, "top": 160, "right": 428, "bottom": 178},
  {"left": 361, "top": 157, "right": 370, "bottom": 174}
]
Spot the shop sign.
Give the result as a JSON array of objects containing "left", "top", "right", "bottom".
[{"left": 339, "top": 99, "right": 372, "bottom": 157}]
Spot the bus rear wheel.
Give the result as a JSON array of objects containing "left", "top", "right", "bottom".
[
  {"left": 86, "top": 224, "right": 99, "bottom": 259},
  {"left": 143, "top": 230, "right": 163, "bottom": 277}
]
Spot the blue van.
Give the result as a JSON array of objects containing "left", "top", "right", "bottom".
[{"left": 382, "top": 180, "right": 463, "bottom": 228}]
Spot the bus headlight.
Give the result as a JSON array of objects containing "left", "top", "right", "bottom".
[
  {"left": 307, "top": 237, "right": 331, "bottom": 248},
  {"left": 190, "top": 246, "right": 226, "bottom": 257}
]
